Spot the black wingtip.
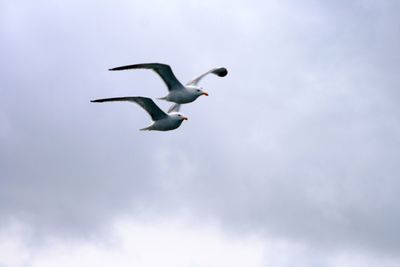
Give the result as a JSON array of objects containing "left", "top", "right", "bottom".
[
  {"left": 217, "top": 68, "right": 228, "bottom": 77},
  {"left": 109, "top": 66, "right": 125, "bottom": 71},
  {"left": 90, "top": 99, "right": 101, "bottom": 103},
  {"left": 108, "top": 65, "right": 133, "bottom": 71}
]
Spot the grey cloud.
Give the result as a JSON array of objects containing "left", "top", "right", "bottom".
[{"left": 1, "top": 0, "right": 400, "bottom": 264}]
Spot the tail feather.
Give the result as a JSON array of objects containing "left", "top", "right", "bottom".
[
  {"left": 140, "top": 125, "right": 153, "bottom": 131},
  {"left": 157, "top": 96, "right": 168, "bottom": 100}
]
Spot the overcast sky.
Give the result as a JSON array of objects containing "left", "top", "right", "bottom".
[{"left": 1, "top": 0, "right": 400, "bottom": 266}]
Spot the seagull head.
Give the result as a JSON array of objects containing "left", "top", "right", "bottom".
[
  {"left": 170, "top": 113, "right": 188, "bottom": 121},
  {"left": 187, "top": 85, "right": 209, "bottom": 98}
]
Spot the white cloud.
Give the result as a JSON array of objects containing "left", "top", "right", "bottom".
[
  {"left": 1, "top": 217, "right": 400, "bottom": 267},
  {"left": 0, "top": 220, "right": 31, "bottom": 267},
  {"left": 0, "top": 218, "right": 264, "bottom": 267}
]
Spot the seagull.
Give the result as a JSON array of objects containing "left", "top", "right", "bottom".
[
  {"left": 91, "top": 96, "right": 187, "bottom": 131},
  {"left": 109, "top": 63, "right": 228, "bottom": 111}
]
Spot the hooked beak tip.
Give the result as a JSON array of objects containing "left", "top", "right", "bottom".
[
  {"left": 183, "top": 117, "right": 188, "bottom": 120},
  {"left": 202, "top": 92, "right": 209, "bottom": 96}
]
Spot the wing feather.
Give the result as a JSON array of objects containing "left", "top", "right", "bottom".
[
  {"left": 186, "top": 67, "right": 228, "bottom": 86},
  {"left": 109, "top": 63, "right": 184, "bottom": 91},
  {"left": 167, "top": 103, "right": 181, "bottom": 113},
  {"left": 91, "top": 96, "right": 168, "bottom": 121}
]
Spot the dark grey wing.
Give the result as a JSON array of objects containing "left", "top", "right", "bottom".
[
  {"left": 91, "top": 96, "right": 168, "bottom": 121},
  {"left": 186, "top": 67, "right": 228, "bottom": 86},
  {"left": 109, "top": 63, "right": 184, "bottom": 91}
]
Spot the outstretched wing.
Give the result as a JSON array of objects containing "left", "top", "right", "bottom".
[
  {"left": 186, "top": 67, "right": 228, "bottom": 86},
  {"left": 91, "top": 96, "right": 168, "bottom": 121},
  {"left": 109, "top": 63, "right": 184, "bottom": 91},
  {"left": 168, "top": 103, "right": 181, "bottom": 113}
]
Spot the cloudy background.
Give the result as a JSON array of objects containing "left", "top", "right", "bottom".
[{"left": 1, "top": 0, "right": 400, "bottom": 266}]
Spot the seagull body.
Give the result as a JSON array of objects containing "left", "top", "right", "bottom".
[
  {"left": 91, "top": 96, "right": 187, "bottom": 131},
  {"left": 109, "top": 63, "right": 228, "bottom": 110}
]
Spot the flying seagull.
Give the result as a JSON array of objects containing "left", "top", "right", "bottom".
[
  {"left": 91, "top": 96, "right": 187, "bottom": 131},
  {"left": 109, "top": 63, "right": 228, "bottom": 111}
]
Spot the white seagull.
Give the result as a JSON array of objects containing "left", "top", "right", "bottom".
[
  {"left": 109, "top": 63, "right": 228, "bottom": 111},
  {"left": 91, "top": 96, "right": 187, "bottom": 131}
]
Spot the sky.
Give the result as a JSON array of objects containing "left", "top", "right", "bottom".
[{"left": 1, "top": 0, "right": 400, "bottom": 266}]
